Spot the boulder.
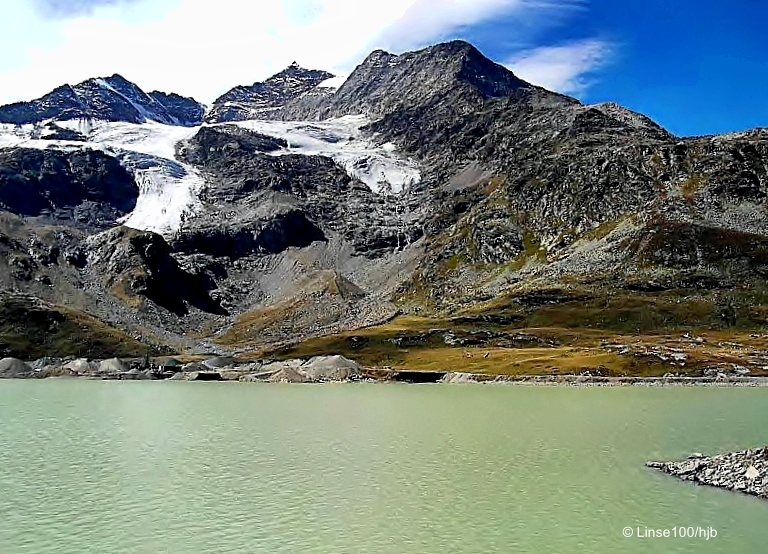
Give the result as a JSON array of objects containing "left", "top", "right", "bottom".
[
  {"left": 301, "top": 355, "right": 361, "bottom": 381},
  {"left": 0, "top": 358, "right": 32, "bottom": 378},
  {"left": 266, "top": 367, "right": 312, "bottom": 383},
  {"left": 30, "top": 357, "right": 63, "bottom": 370},
  {"left": 202, "top": 356, "right": 235, "bottom": 369},
  {"left": 219, "top": 363, "right": 261, "bottom": 381},
  {"left": 138, "top": 369, "right": 156, "bottom": 380},
  {"left": 64, "top": 358, "right": 97, "bottom": 376},
  {"left": 119, "top": 368, "right": 142, "bottom": 380},
  {"left": 35, "top": 365, "right": 72, "bottom": 378},
  {"left": 99, "top": 358, "right": 129, "bottom": 375},
  {"left": 260, "top": 359, "right": 304, "bottom": 372}
]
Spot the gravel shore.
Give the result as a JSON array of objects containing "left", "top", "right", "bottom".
[{"left": 648, "top": 448, "right": 768, "bottom": 500}]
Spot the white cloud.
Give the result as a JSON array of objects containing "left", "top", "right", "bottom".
[
  {"left": 504, "top": 38, "right": 612, "bottom": 95},
  {"left": 0, "top": 0, "right": 579, "bottom": 104}
]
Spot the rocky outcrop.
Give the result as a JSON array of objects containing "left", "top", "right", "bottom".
[
  {"left": 171, "top": 210, "right": 326, "bottom": 259},
  {"left": 648, "top": 448, "right": 768, "bottom": 500},
  {"left": 90, "top": 227, "right": 227, "bottom": 317},
  {"left": 178, "top": 124, "right": 425, "bottom": 258},
  {"left": 0, "top": 147, "right": 138, "bottom": 226},
  {"left": 178, "top": 126, "right": 288, "bottom": 166}
]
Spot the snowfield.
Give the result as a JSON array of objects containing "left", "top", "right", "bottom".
[
  {"left": 0, "top": 115, "right": 421, "bottom": 234},
  {"left": 231, "top": 115, "right": 421, "bottom": 194}
]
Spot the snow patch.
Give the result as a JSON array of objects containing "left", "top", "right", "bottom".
[
  {"left": 317, "top": 75, "right": 348, "bottom": 89},
  {"left": 0, "top": 114, "right": 422, "bottom": 234},
  {"left": 230, "top": 115, "right": 421, "bottom": 194}
]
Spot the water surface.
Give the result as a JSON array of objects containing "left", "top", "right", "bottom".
[{"left": 1, "top": 381, "right": 767, "bottom": 553}]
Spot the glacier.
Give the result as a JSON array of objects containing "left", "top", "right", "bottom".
[
  {"left": 0, "top": 115, "right": 421, "bottom": 235},
  {"left": 231, "top": 116, "right": 421, "bottom": 194}
]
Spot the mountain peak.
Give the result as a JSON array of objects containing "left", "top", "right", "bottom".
[
  {"left": 105, "top": 73, "right": 131, "bottom": 83},
  {"left": 268, "top": 62, "right": 332, "bottom": 81},
  {"left": 279, "top": 39, "right": 533, "bottom": 121},
  {"left": 206, "top": 64, "right": 335, "bottom": 123},
  {"left": 429, "top": 39, "right": 476, "bottom": 54},
  {"left": 0, "top": 74, "right": 204, "bottom": 126}
]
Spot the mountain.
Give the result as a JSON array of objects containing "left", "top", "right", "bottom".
[
  {"left": 205, "top": 62, "right": 335, "bottom": 123},
  {"left": 0, "top": 74, "right": 204, "bottom": 126},
  {"left": 280, "top": 40, "right": 535, "bottom": 121},
  {"left": 1, "top": 40, "right": 768, "bottom": 376}
]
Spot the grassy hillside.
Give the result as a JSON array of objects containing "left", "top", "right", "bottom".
[{"left": 0, "top": 295, "right": 166, "bottom": 360}]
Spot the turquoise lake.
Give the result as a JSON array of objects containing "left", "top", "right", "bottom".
[{"left": 1, "top": 380, "right": 767, "bottom": 553}]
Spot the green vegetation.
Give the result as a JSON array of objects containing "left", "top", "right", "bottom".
[
  {"left": 262, "top": 282, "right": 768, "bottom": 377},
  {"left": 0, "top": 295, "right": 162, "bottom": 359},
  {"left": 577, "top": 216, "right": 628, "bottom": 242},
  {"left": 680, "top": 174, "right": 705, "bottom": 203}
]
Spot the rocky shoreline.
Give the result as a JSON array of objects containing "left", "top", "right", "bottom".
[
  {"left": 648, "top": 448, "right": 768, "bottom": 500},
  {"left": 4, "top": 356, "right": 768, "bottom": 386},
  {"left": 440, "top": 373, "right": 768, "bottom": 386},
  {"left": 0, "top": 355, "right": 365, "bottom": 383}
]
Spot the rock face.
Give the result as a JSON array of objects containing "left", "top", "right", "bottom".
[
  {"left": 176, "top": 124, "right": 423, "bottom": 258},
  {"left": 147, "top": 91, "right": 205, "bottom": 126},
  {"left": 0, "top": 74, "right": 204, "bottom": 126},
  {"left": 0, "top": 148, "right": 138, "bottom": 226},
  {"left": 89, "top": 226, "right": 228, "bottom": 317},
  {"left": 648, "top": 448, "right": 768, "bottom": 499},
  {"left": 206, "top": 63, "right": 334, "bottom": 123}
]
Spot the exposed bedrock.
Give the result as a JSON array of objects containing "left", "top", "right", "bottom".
[
  {"left": 0, "top": 147, "right": 137, "bottom": 227},
  {"left": 91, "top": 227, "right": 228, "bottom": 317},
  {"left": 170, "top": 210, "right": 326, "bottom": 260}
]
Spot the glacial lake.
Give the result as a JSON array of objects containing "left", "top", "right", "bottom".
[{"left": 1, "top": 381, "right": 768, "bottom": 553}]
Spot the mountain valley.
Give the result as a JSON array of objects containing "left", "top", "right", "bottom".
[{"left": 2, "top": 40, "right": 768, "bottom": 377}]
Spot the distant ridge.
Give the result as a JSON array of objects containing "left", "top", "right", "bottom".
[{"left": 0, "top": 74, "right": 204, "bottom": 127}]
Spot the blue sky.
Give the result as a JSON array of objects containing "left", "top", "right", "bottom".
[
  {"left": 0, "top": 0, "right": 764, "bottom": 137},
  {"left": 468, "top": 0, "right": 768, "bottom": 136}
]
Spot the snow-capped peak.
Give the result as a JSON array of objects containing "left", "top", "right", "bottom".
[{"left": 0, "top": 75, "right": 204, "bottom": 127}]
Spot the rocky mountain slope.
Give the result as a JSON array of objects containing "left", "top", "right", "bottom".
[
  {"left": 1, "top": 40, "right": 768, "bottom": 364},
  {"left": 0, "top": 74, "right": 204, "bottom": 126},
  {"left": 205, "top": 63, "right": 335, "bottom": 123}
]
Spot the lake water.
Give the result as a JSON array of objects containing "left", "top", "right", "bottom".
[{"left": 1, "top": 381, "right": 767, "bottom": 553}]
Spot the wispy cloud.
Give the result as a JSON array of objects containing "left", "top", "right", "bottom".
[
  {"left": 32, "top": 0, "right": 141, "bottom": 19},
  {"left": 0, "top": 0, "right": 603, "bottom": 103},
  {"left": 504, "top": 38, "right": 613, "bottom": 95},
  {"left": 372, "top": 0, "right": 541, "bottom": 52}
]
